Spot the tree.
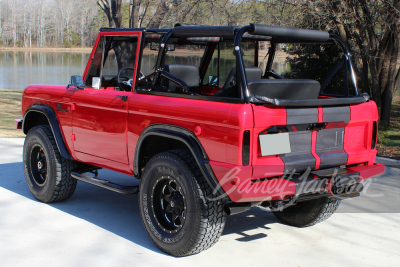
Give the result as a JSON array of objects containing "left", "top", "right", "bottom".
[
  {"left": 97, "top": 0, "right": 122, "bottom": 28},
  {"left": 284, "top": 43, "right": 347, "bottom": 95},
  {"left": 146, "top": 0, "right": 170, "bottom": 28},
  {"left": 290, "top": 0, "right": 400, "bottom": 126},
  {"left": 129, "top": 0, "right": 140, "bottom": 28}
]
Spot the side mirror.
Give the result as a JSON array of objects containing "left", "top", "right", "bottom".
[{"left": 70, "top": 75, "right": 84, "bottom": 87}]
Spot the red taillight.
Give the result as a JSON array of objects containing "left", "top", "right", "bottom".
[
  {"left": 371, "top": 121, "right": 377, "bottom": 149},
  {"left": 242, "top": 130, "right": 250, "bottom": 166}
]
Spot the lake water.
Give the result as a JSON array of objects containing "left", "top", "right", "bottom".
[
  {"left": 0, "top": 51, "right": 291, "bottom": 90},
  {"left": 0, "top": 51, "right": 90, "bottom": 90},
  {"left": 1, "top": 51, "right": 396, "bottom": 96}
]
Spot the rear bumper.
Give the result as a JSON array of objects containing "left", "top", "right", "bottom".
[{"left": 214, "top": 163, "right": 385, "bottom": 202}]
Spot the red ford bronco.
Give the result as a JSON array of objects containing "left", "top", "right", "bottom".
[{"left": 17, "top": 23, "right": 385, "bottom": 256}]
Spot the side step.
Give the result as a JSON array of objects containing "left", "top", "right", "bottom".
[{"left": 71, "top": 171, "right": 139, "bottom": 194}]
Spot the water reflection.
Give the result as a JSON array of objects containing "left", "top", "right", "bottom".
[
  {"left": 0, "top": 51, "right": 90, "bottom": 89},
  {"left": 1, "top": 51, "right": 397, "bottom": 96}
]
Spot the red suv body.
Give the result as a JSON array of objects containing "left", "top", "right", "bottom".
[{"left": 19, "top": 24, "right": 385, "bottom": 256}]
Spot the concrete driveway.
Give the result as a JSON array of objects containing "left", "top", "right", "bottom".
[{"left": 1, "top": 138, "right": 399, "bottom": 266}]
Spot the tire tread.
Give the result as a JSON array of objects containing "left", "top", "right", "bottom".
[
  {"left": 272, "top": 197, "right": 340, "bottom": 227},
  {"left": 140, "top": 150, "right": 226, "bottom": 256},
  {"left": 24, "top": 125, "right": 77, "bottom": 203}
]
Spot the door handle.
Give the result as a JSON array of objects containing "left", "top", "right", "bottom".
[{"left": 116, "top": 95, "right": 128, "bottom": 102}]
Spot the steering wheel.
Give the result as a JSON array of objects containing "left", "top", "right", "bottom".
[{"left": 117, "top": 67, "right": 144, "bottom": 91}]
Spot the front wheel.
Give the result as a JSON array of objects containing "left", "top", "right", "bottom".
[
  {"left": 23, "top": 125, "right": 78, "bottom": 203},
  {"left": 271, "top": 197, "right": 341, "bottom": 227},
  {"left": 139, "top": 150, "right": 226, "bottom": 257}
]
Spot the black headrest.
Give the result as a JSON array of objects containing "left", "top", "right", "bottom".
[
  {"left": 245, "top": 67, "right": 263, "bottom": 80},
  {"left": 164, "top": 64, "right": 200, "bottom": 93},
  {"left": 223, "top": 66, "right": 262, "bottom": 90}
]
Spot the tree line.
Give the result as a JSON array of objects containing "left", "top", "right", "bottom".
[
  {"left": 0, "top": 0, "right": 100, "bottom": 47},
  {"left": 280, "top": 0, "right": 400, "bottom": 125},
  {"left": 0, "top": 0, "right": 399, "bottom": 124},
  {"left": 0, "top": 0, "right": 281, "bottom": 48}
]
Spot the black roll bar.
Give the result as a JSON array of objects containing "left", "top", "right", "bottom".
[
  {"left": 172, "top": 26, "right": 236, "bottom": 38},
  {"left": 153, "top": 24, "right": 359, "bottom": 101},
  {"left": 234, "top": 25, "right": 253, "bottom": 99},
  {"left": 155, "top": 29, "right": 174, "bottom": 70},
  {"left": 329, "top": 34, "right": 359, "bottom": 95},
  {"left": 249, "top": 24, "right": 330, "bottom": 42},
  {"left": 235, "top": 26, "right": 360, "bottom": 102},
  {"left": 157, "top": 68, "right": 190, "bottom": 93}
]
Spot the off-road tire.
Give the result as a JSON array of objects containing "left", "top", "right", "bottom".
[
  {"left": 272, "top": 197, "right": 341, "bottom": 227},
  {"left": 23, "top": 125, "right": 77, "bottom": 203},
  {"left": 139, "top": 150, "right": 226, "bottom": 257}
]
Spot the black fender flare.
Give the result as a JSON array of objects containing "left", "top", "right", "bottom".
[
  {"left": 134, "top": 124, "right": 225, "bottom": 196},
  {"left": 23, "top": 104, "right": 72, "bottom": 160}
]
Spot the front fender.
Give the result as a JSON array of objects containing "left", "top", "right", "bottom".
[{"left": 23, "top": 105, "right": 72, "bottom": 160}]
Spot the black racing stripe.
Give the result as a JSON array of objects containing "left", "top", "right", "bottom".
[
  {"left": 316, "top": 128, "right": 348, "bottom": 168},
  {"left": 323, "top": 106, "right": 350, "bottom": 123},
  {"left": 286, "top": 108, "right": 318, "bottom": 124},
  {"left": 281, "top": 129, "right": 316, "bottom": 173},
  {"left": 317, "top": 106, "right": 351, "bottom": 169},
  {"left": 282, "top": 108, "right": 319, "bottom": 173}
]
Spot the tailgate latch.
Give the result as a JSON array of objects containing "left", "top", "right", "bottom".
[{"left": 307, "top": 123, "right": 327, "bottom": 131}]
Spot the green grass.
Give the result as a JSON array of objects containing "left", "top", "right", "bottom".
[
  {"left": 378, "top": 129, "right": 400, "bottom": 147},
  {"left": 378, "top": 99, "right": 400, "bottom": 147},
  {"left": 377, "top": 98, "right": 400, "bottom": 159},
  {"left": 0, "top": 89, "right": 25, "bottom": 138}
]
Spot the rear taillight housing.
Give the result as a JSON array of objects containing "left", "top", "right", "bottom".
[
  {"left": 371, "top": 121, "right": 377, "bottom": 149},
  {"left": 242, "top": 130, "right": 250, "bottom": 166}
]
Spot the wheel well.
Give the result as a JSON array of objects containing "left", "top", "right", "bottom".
[
  {"left": 138, "top": 135, "right": 189, "bottom": 176},
  {"left": 23, "top": 111, "right": 49, "bottom": 134}
]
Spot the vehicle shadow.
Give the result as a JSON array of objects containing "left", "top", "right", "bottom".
[
  {"left": 2, "top": 162, "right": 398, "bottom": 254},
  {"left": 0, "top": 162, "right": 279, "bottom": 253},
  {"left": 223, "top": 207, "right": 279, "bottom": 242},
  {"left": 0, "top": 162, "right": 164, "bottom": 253}
]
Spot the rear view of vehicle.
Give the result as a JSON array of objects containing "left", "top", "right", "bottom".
[
  {"left": 17, "top": 23, "right": 385, "bottom": 257},
  {"left": 216, "top": 24, "right": 384, "bottom": 225},
  {"left": 134, "top": 24, "right": 384, "bottom": 255}
]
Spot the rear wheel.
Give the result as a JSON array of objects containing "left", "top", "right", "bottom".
[
  {"left": 23, "top": 125, "right": 77, "bottom": 203},
  {"left": 271, "top": 197, "right": 341, "bottom": 227},
  {"left": 139, "top": 150, "right": 226, "bottom": 256}
]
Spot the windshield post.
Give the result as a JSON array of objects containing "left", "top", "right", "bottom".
[{"left": 234, "top": 25, "right": 253, "bottom": 102}]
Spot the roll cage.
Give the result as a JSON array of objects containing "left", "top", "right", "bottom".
[{"left": 101, "top": 24, "right": 368, "bottom": 106}]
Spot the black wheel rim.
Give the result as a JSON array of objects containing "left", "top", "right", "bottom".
[
  {"left": 30, "top": 145, "right": 48, "bottom": 186},
  {"left": 151, "top": 176, "right": 186, "bottom": 234}
]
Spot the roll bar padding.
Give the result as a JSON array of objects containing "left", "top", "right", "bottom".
[
  {"left": 172, "top": 26, "right": 237, "bottom": 38},
  {"left": 249, "top": 24, "right": 329, "bottom": 42}
]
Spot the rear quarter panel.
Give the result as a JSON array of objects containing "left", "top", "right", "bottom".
[
  {"left": 127, "top": 93, "right": 254, "bottom": 175},
  {"left": 344, "top": 100, "right": 379, "bottom": 165}
]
